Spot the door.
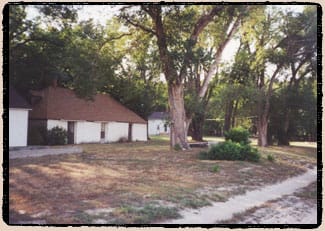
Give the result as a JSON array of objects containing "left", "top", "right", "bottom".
[
  {"left": 128, "top": 123, "right": 132, "bottom": 141},
  {"left": 67, "top": 121, "right": 75, "bottom": 144},
  {"left": 100, "top": 123, "right": 106, "bottom": 143}
]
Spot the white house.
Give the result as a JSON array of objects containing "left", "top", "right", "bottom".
[
  {"left": 148, "top": 112, "right": 170, "bottom": 136},
  {"left": 9, "top": 86, "right": 31, "bottom": 147},
  {"left": 29, "top": 86, "right": 147, "bottom": 144}
]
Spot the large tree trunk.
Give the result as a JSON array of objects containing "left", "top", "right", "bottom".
[
  {"left": 168, "top": 83, "right": 189, "bottom": 149},
  {"left": 277, "top": 111, "right": 290, "bottom": 145},
  {"left": 256, "top": 66, "right": 281, "bottom": 147},
  {"left": 190, "top": 113, "right": 205, "bottom": 141},
  {"left": 258, "top": 115, "right": 268, "bottom": 147}
]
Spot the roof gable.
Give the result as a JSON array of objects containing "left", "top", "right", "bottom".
[
  {"left": 148, "top": 112, "right": 169, "bottom": 120},
  {"left": 30, "top": 87, "right": 146, "bottom": 124},
  {"left": 9, "top": 85, "right": 31, "bottom": 109}
]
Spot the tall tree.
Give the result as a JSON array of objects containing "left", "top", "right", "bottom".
[
  {"left": 274, "top": 6, "right": 317, "bottom": 145},
  {"left": 119, "top": 5, "right": 248, "bottom": 149},
  {"left": 239, "top": 7, "right": 288, "bottom": 147},
  {"left": 185, "top": 6, "right": 247, "bottom": 141}
]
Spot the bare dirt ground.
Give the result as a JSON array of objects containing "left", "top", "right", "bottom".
[{"left": 8, "top": 137, "right": 317, "bottom": 224}]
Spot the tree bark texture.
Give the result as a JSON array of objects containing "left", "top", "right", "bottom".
[
  {"left": 168, "top": 83, "right": 189, "bottom": 149},
  {"left": 256, "top": 66, "right": 281, "bottom": 147},
  {"left": 257, "top": 115, "right": 268, "bottom": 147},
  {"left": 190, "top": 113, "right": 205, "bottom": 141},
  {"left": 277, "top": 111, "right": 290, "bottom": 145}
]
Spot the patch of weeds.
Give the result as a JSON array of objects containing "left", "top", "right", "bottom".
[
  {"left": 179, "top": 197, "right": 211, "bottom": 209},
  {"left": 210, "top": 164, "right": 220, "bottom": 173},
  {"left": 208, "top": 193, "right": 227, "bottom": 202},
  {"left": 174, "top": 144, "right": 182, "bottom": 151},
  {"left": 135, "top": 204, "right": 180, "bottom": 223},
  {"left": 111, "top": 203, "right": 180, "bottom": 224},
  {"left": 198, "top": 150, "right": 208, "bottom": 159},
  {"left": 295, "top": 183, "right": 317, "bottom": 200},
  {"left": 297, "top": 190, "right": 317, "bottom": 200},
  {"left": 267, "top": 154, "right": 275, "bottom": 162},
  {"left": 74, "top": 212, "right": 95, "bottom": 223}
]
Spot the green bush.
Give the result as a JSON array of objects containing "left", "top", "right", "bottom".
[
  {"left": 267, "top": 154, "right": 275, "bottom": 162},
  {"left": 174, "top": 144, "right": 182, "bottom": 151},
  {"left": 209, "top": 141, "right": 244, "bottom": 160},
  {"left": 225, "top": 127, "right": 250, "bottom": 145},
  {"left": 47, "top": 126, "right": 67, "bottom": 145},
  {"left": 210, "top": 164, "right": 220, "bottom": 173},
  {"left": 199, "top": 141, "right": 260, "bottom": 162},
  {"left": 240, "top": 145, "right": 260, "bottom": 162}
]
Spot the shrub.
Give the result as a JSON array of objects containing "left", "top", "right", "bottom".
[
  {"left": 240, "top": 145, "right": 260, "bottom": 162},
  {"left": 208, "top": 141, "right": 243, "bottom": 160},
  {"left": 225, "top": 127, "right": 250, "bottom": 145},
  {"left": 47, "top": 126, "right": 67, "bottom": 145},
  {"left": 267, "top": 154, "right": 275, "bottom": 162},
  {"left": 174, "top": 144, "right": 182, "bottom": 151},
  {"left": 210, "top": 164, "right": 220, "bottom": 173},
  {"left": 200, "top": 141, "right": 260, "bottom": 162}
]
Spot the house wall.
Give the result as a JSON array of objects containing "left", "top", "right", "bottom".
[
  {"left": 132, "top": 123, "right": 147, "bottom": 141},
  {"left": 75, "top": 121, "right": 101, "bottom": 144},
  {"left": 106, "top": 122, "right": 129, "bottom": 142},
  {"left": 30, "top": 119, "right": 147, "bottom": 144},
  {"left": 47, "top": 119, "right": 68, "bottom": 130},
  {"left": 148, "top": 119, "right": 170, "bottom": 135},
  {"left": 9, "top": 108, "right": 29, "bottom": 147}
]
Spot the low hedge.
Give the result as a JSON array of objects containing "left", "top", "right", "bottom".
[{"left": 199, "top": 141, "right": 260, "bottom": 162}]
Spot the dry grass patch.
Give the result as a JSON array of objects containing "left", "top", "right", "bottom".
[{"left": 9, "top": 138, "right": 317, "bottom": 224}]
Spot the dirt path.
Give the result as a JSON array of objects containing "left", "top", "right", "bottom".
[
  {"left": 162, "top": 167, "right": 317, "bottom": 224},
  {"left": 221, "top": 181, "right": 317, "bottom": 224}
]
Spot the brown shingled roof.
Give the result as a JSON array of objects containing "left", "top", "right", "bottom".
[{"left": 29, "top": 87, "right": 146, "bottom": 124}]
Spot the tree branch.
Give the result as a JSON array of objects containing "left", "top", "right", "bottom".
[
  {"left": 179, "top": 6, "right": 224, "bottom": 81},
  {"left": 199, "top": 14, "right": 242, "bottom": 98},
  {"left": 119, "top": 13, "right": 156, "bottom": 35}
]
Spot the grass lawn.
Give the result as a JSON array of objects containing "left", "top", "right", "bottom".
[{"left": 9, "top": 136, "right": 317, "bottom": 224}]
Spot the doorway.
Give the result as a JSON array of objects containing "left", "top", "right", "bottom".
[
  {"left": 100, "top": 123, "right": 106, "bottom": 143},
  {"left": 67, "top": 121, "right": 75, "bottom": 144},
  {"left": 128, "top": 123, "right": 133, "bottom": 141}
]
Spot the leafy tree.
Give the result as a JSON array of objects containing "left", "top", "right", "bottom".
[
  {"left": 272, "top": 6, "right": 317, "bottom": 145},
  {"left": 8, "top": 5, "right": 79, "bottom": 96},
  {"left": 8, "top": 5, "right": 167, "bottom": 120},
  {"left": 119, "top": 5, "right": 249, "bottom": 148}
]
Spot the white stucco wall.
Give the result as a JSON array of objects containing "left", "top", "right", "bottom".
[
  {"left": 47, "top": 119, "right": 68, "bottom": 130},
  {"left": 75, "top": 121, "right": 101, "bottom": 144},
  {"left": 9, "top": 109, "right": 29, "bottom": 147},
  {"left": 106, "top": 122, "right": 129, "bottom": 142},
  {"left": 132, "top": 123, "right": 147, "bottom": 141},
  {"left": 148, "top": 119, "right": 170, "bottom": 135}
]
